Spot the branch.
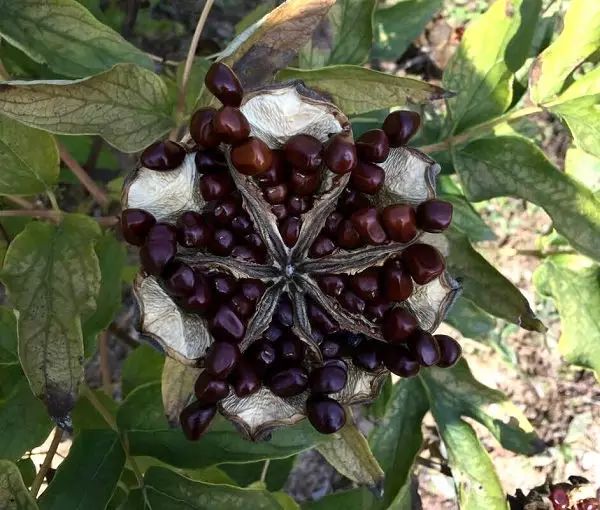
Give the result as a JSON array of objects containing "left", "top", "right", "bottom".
[
  {"left": 58, "top": 143, "right": 110, "bottom": 207},
  {"left": 0, "top": 209, "right": 119, "bottom": 227},
  {"left": 5, "top": 195, "right": 35, "bottom": 209},
  {"left": 30, "top": 427, "right": 63, "bottom": 497},
  {"left": 99, "top": 331, "right": 112, "bottom": 396}
]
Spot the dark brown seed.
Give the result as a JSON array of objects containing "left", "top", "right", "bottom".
[
  {"left": 306, "top": 396, "right": 346, "bottom": 434},
  {"left": 146, "top": 222, "right": 178, "bottom": 244},
  {"left": 271, "top": 204, "right": 288, "bottom": 221},
  {"left": 209, "top": 305, "right": 246, "bottom": 343},
  {"left": 276, "top": 335, "right": 305, "bottom": 363},
  {"left": 177, "top": 211, "right": 212, "bottom": 248},
  {"left": 244, "top": 232, "right": 266, "bottom": 251},
  {"left": 204, "top": 341, "right": 241, "bottom": 378},
  {"left": 289, "top": 171, "right": 321, "bottom": 196},
  {"left": 213, "top": 106, "right": 250, "bottom": 144},
  {"left": 195, "top": 149, "right": 227, "bottom": 174},
  {"left": 416, "top": 199, "right": 453, "bottom": 232},
  {"left": 434, "top": 335, "right": 462, "bottom": 368},
  {"left": 190, "top": 108, "right": 220, "bottom": 148},
  {"left": 230, "top": 292, "right": 255, "bottom": 318},
  {"left": 382, "top": 110, "right": 421, "bottom": 147},
  {"left": 213, "top": 197, "right": 240, "bottom": 225},
  {"left": 364, "top": 297, "right": 391, "bottom": 323},
  {"left": 401, "top": 243, "right": 445, "bottom": 284},
  {"left": 381, "top": 205, "right": 417, "bottom": 243},
  {"left": 275, "top": 295, "right": 294, "bottom": 327},
  {"left": 355, "top": 129, "right": 390, "bottom": 163},
  {"left": 263, "top": 184, "right": 288, "bottom": 204},
  {"left": 309, "top": 365, "right": 347, "bottom": 394},
  {"left": 317, "top": 274, "right": 346, "bottom": 297},
  {"left": 383, "top": 259, "right": 413, "bottom": 302},
  {"left": 229, "top": 359, "right": 261, "bottom": 397},
  {"left": 307, "top": 301, "right": 338, "bottom": 334},
  {"left": 323, "top": 134, "right": 357, "bottom": 174},
  {"left": 163, "top": 261, "right": 196, "bottom": 297},
  {"left": 279, "top": 216, "right": 302, "bottom": 247},
  {"left": 323, "top": 358, "right": 348, "bottom": 371},
  {"left": 246, "top": 340, "right": 277, "bottom": 374},
  {"left": 320, "top": 339, "right": 343, "bottom": 359},
  {"left": 231, "top": 213, "right": 252, "bottom": 234},
  {"left": 204, "top": 62, "right": 244, "bottom": 107},
  {"left": 181, "top": 274, "right": 214, "bottom": 315},
  {"left": 350, "top": 161, "right": 385, "bottom": 195},
  {"left": 232, "top": 244, "right": 263, "bottom": 264},
  {"left": 140, "top": 240, "right": 176, "bottom": 276},
  {"left": 268, "top": 367, "right": 308, "bottom": 397},
  {"left": 409, "top": 331, "right": 440, "bottom": 367},
  {"left": 384, "top": 346, "right": 420, "bottom": 377},
  {"left": 200, "top": 172, "right": 235, "bottom": 201},
  {"left": 141, "top": 140, "right": 186, "bottom": 171},
  {"left": 309, "top": 235, "right": 336, "bottom": 258},
  {"left": 336, "top": 220, "right": 363, "bottom": 250},
  {"left": 338, "top": 290, "right": 366, "bottom": 314},
  {"left": 210, "top": 228, "right": 235, "bottom": 256},
  {"left": 352, "top": 342, "right": 382, "bottom": 372},
  {"left": 382, "top": 308, "right": 418, "bottom": 343},
  {"left": 121, "top": 209, "right": 156, "bottom": 246},
  {"left": 323, "top": 212, "right": 344, "bottom": 237},
  {"left": 264, "top": 322, "right": 284, "bottom": 343},
  {"left": 231, "top": 137, "right": 273, "bottom": 176},
  {"left": 256, "top": 150, "right": 288, "bottom": 186},
  {"left": 194, "top": 371, "right": 230, "bottom": 404},
  {"left": 180, "top": 401, "right": 216, "bottom": 440},
  {"left": 350, "top": 268, "right": 381, "bottom": 301},
  {"left": 283, "top": 134, "right": 323, "bottom": 173},
  {"left": 212, "top": 273, "right": 237, "bottom": 298},
  {"left": 338, "top": 188, "right": 371, "bottom": 213},
  {"left": 286, "top": 195, "right": 312, "bottom": 216},
  {"left": 351, "top": 208, "right": 387, "bottom": 245},
  {"left": 240, "top": 279, "right": 266, "bottom": 302}
]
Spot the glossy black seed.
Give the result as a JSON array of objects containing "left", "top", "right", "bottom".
[
  {"left": 246, "top": 340, "right": 277, "bottom": 374},
  {"left": 212, "top": 273, "right": 237, "bottom": 298},
  {"left": 140, "top": 240, "right": 176, "bottom": 276},
  {"left": 212, "top": 106, "right": 250, "bottom": 144},
  {"left": 317, "top": 274, "right": 346, "bottom": 297},
  {"left": 382, "top": 110, "right": 421, "bottom": 147},
  {"left": 271, "top": 204, "right": 288, "bottom": 221},
  {"left": 338, "top": 188, "right": 371, "bottom": 214},
  {"left": 209, "top": 305, "right": 245, "bottom": 343},
  {"left": 163, "top": 261, "right": 196, "bottom": 297},
  {"left": 181, "top": 274, "right": 214, "bottom": 315},
  {"left": 350, "top": 268, "right": 381, "bottom": 301},
  {"left": 320, "top": 338, "right": 343, "bottom": 359},
  {"left": 381, "top": 205, "right": 417, "bottom": 243},
  {"left": 416, "top": 199, "right": 453, "bottom": 233},
  {"left": 434, "top": 335, "right": 462, "bottom": 368},
  {"left": 141, "top": 140, "right": 186, "bottom": 171},
  {"left": 355, "top": 129, "right": 390, "bottom": 163},
  {"left": 279, "top": 216, "right": 302, "bottom": 247},
  {"left": 146, "top": 222, "right": 178, "bottom": 244},
  {"left": 306, "top": 396, "right": 346, "bottom": 434},
  {"left": 309, "top": 365, "right": 347, "bottom": 394},
  {"left": 231, "top": 212, "right": 252, "bottom": 234},
  {"left": 383, "top": 259, "right": 413, "bottom": 302},
  {"left": 194, "top": 371, "right": 230, "bottom": 404},
  {"left": 213, "top": 197, "right": 240, "bottom": 225},
  {"left": 204, "top": 341, "right": 241, "bottom": 378},
  {"left": 204, "top": 62, "right": 244, "bottom": 107},
  {"left": 382, "top": 308, "right": 418, "bottom": 344},
  {"left": 322, "top": 358, "right": 348, "bottom": 371},
  {"left": 121, "top": 208, "right": 156, "bottom": 246},
  {"left": 231, "top": 292, "right": 255, "bottom": 318},
  {"left": 338, "top": 289, "right": 366, "bottom": 314},
  {"left": 352, "top": 342, "right": 382, "bottom": 372},
  {"left": 200, "top": 172, "right": 235, "bottom": 201},
  {"left": 323, "top": 211, "right": 344, "bottom": 237},
  {"left": 268, "top": 367, "right": 308, "bottom": 397},
  {"left": 401, "top": 243, "right": 445, "bottom": 284},
  {"left": 240, "top": 279, "right": 266, "bottom": 302},
  {"left": 256, "top": 150, "right": 288, "bottom": 186},
  {"left": 409, "top": 331, "right": 440, "bottom": 367},
  {"left": 195, "top": 149, "right": 227, "bottom": 173},
  {"left": 351, "top": 208, "right": 387, "bottom": 245},
  {"left": 180, "top": 401, "right": 216, "bottom": 440},
  {"left": 350, "top": 161, "right": 385, "bottom": 195},
  {"left": 323, "top": 134, "right": 357, "bottom": 174},
  {"left": 276, "top": 335, "right": 305, "bottom": 363},
  {"left": 231, "top": 137, "right": 273, "bottom": 176},
  {"left": 309, "top": 235, "right": 336, "bottom": 258},
  {"left": 384, "top": 346, "right": 420, "bottom": 377},
  {"left": 229, "top": 359, "right": 261, "bottom": 397},
  {"left": 336, "top": 219, "right": 363, "bottom": 250},
  {"left": 307, "top": 301, "right": 338, "bottom": 334},
  {"left": 289, "top": 171, "right": 321, "bottom": 196},
  {"left": 231, "top": 245, "right": 264, "bottom": 264},
  {"left": 286, "top": 195, "right": 312, "bottom": 216},
  {"left": 177, "top": 211, "right": 212, "bottom": 248},
  {"left": 264, "top": 184, "right": 288, "bottom": 204},
  {"left": 284, "top": 134, "right": 323, "bottom": 173},
  {"left": 364, "top": 298, "right": 391, "bottom": 323},
  {"left": 275, "top": 295, "right": 294, "bottom": 327},
  {"left": 190, "top": 108, "right": 220, "bottom": 148},
  {"left": 244, "top": 232, "right": 266, "bottom": 251},
  {"left": 264, "top": 322, "right": 285, "bottom": 343},
  {"left": 210, "top": 228, "right": 235, "bottom": 255}
]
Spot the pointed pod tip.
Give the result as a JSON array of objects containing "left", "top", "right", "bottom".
[{"left": 368, "top": 477, "right": 386, "bottom": 499}]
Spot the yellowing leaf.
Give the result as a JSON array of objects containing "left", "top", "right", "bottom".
[{"left": 161, "top": 357, "right": 200, "bottom": 426}]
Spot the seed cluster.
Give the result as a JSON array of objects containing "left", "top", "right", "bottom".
[
  {"left": 122, "top": 61, "right": 462, "bottom": 440},
  {"left": 548, "top": 483, "right": 599, "bottom": 510}
]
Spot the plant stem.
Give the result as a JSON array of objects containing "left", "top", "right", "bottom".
[
  {"left": 171, "top": 0, "right": 215, "bottom": 139},
  {"left": 259, "top": 459, "right": 271, "bottom": 484},
  {"left": 58, "top": 143, "right": 110, "bottom": 207},
  {"left": 418, "top": 105, "right": 543, "bottom": 154},
  {"left": 0, "top": 209, "right": 119, "bottom": 227},
  {"left": 5, "top": 195, "right": 35, "bottom": 209},
  {"left": 99, "top": 331, "right": 112, "bottom": 396},
  {"left": 47, "top": 190, "right": 60, "bottom": 212},
  {"left": 30, "top": 427, "right": 64, "bottom": 497},
  {"left": 0, "top": 59, "right": 8, "bottom": 81}
]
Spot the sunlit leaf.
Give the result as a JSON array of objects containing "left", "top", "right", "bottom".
[
  {"left": 565, "top": 146, "right": 600, "bottom": 194},
  {"left": 161, "top": 357, "right": 200, "bottom": 426},
  {"left": 121, "top": 344, "right": 164, "bottom": 397},
  {"left": 0, "top": 460, "right": 38, "bottom": 510},
  {"left": 444, "top": 297, "right": 497, "bottom": 340}
]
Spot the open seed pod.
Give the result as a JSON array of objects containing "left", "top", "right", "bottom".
[{"left": 122, "top": 62, "right": 461, "bottom": 441}]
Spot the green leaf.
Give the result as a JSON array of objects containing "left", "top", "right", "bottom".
[
  {"left": 530, "top": 0, "right": 600, "bottom": 103},
  {"left": 0, "top": 64, "right": 175, "bottom": 153},
  {"left": 546, "top": 66, "right": 600, "bottom": 159},
  {"left": 235, "top": 2, "right": 276, "bottom": 35},
  {"left": 443, "top": 0, "right": 541, "bottom": 133},
  {"left": 565, "top": 146, "right": 600, "bottom": 193},
  {"left": 302, "top": 489, "right": 374, "bottom": 510},
  {"left": 71, "top": 389, "right": 118, "bottom": 433},
  {"left": 1, "top": 215, "right": 101, "bottom": 421},
  {"left": 421, "top": 360, "right": 542, "bottom": 455},
  {"left": 366, "top": 373, "right": 392, "bottom": 420},
  {"left": 444, "top": 297, "right": 497, "bottom": 340},
  {"left": 0, "top": 0, "right": 152, "bottom": 78},
  {"left": 373, "top": 0, "right": 442, "bottom": 60},
  {"left": 121, "top": 345, "right": 164, "bottom": 397},
  {"left": 38, "top": 429, "right": 125, "bottom": 510},
  {"left": 300, "top": 0, "right": 376, "bottom": 67},
  {"left": 58, "top": 135, "right": 119, "bottom": 173},
  {"left": 117, "top": 382, "right": 327, "bottom": 468},
  {"left": 454, "top": 136, "right": 600, "bottom": 262},
  {"left": 161, "top": 357, "right": 199, "bottom": 425},
  {"left": 534, "top": 254, "right": 600, "bottom": 378},
  {"left": 316, "top": 419, "right": 384, "bottom": 490},
  {"left": 0, "top": 460, "right": 38, "bottom": 510},
  {"left": 0, "top": 378, "right": 52, "bottom": 460},
  {"left": 15, "top": 458, "right": 35, "bottom": 489},
  {"left": 221, "top": 457, "right": 296, "bottom": 492},
  {"left": 176, "top": 58, "right": 212, "bottom": 120},
  {"left": 0, "top": 306, "right": 18, "bottom": 364},
  {"left": 276, "top": 65, "right": 448, "bottom": 115},
  {"left": 0, "top": 115, "right": 59, "bottom": 195},
  {"left": 143, "top": 467, "right": 287, "bottom": 509},
  {"left": 446, "top": 231, "right": 544, "bottom": 331},
  {"left": 82, "top": 232, "right": 125, "bottom": 354}
]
